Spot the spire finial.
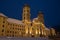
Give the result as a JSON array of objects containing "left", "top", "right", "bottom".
[
  {"left": 38, "top": 11, "right": 43, "bottom": 14},
  {"left": 23, "top": 4, "right": 30, "bottom": 7}
]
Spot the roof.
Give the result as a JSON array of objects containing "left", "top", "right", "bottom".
[
  {"left": 7, "top": 18, "right": 24, "bottom": 25},
  {"left": 33, "top": 18, "right": 41, "bottom": 24},
  {"left": 45, "top": 28, "right": 50, "bottom": 30},
  {"left": 0, "top": 13, "right": 7, "bottom": 17},
  {"left": 33, "top": 18, "right": 38, "bottom": 21},
  {"left": 38, "top": 11, "right": 43, "bottom": 15}
]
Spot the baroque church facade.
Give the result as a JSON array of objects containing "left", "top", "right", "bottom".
[{"left": 0, "top": 4, "right": 56, "bottom": 37}]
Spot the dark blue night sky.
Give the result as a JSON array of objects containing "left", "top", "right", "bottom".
[{"left": 0, "top": 0, "right": 60, "bottom": 27}]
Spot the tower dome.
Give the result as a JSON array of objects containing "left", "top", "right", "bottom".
[{"left": 23, "top": 4, "right": 30, "bottom": 7}]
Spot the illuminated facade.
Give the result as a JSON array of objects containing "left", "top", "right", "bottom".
[{"left": 0, "top": 4, "right": 56, "bottom": 37}]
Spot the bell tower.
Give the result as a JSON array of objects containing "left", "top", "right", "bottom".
[
  {"left": 22, "top": 4, "right": 30, "bottom": 22},
  {"left": 38, "top": 11, "right": 44, "bottom": 23}
]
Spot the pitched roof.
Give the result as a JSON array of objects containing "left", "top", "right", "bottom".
[
  {"left": 0, "top": 13, "right": 7, "bottom": 17},
  {"left": 7, "top": 18, "right": 24, "bottom": 25}
]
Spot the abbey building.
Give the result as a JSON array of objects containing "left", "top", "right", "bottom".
[{"left": 0, "top": 4, "right": 56, "bottom": 37}]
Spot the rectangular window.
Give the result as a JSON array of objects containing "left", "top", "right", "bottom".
[
  {"left": 12, "top": 35, "right": 14, "bottom": 37},
  {"left": 13, "top": 28, "right": 14, "bottom": 29},
  {"left": 10, "top": 31, "right": 11, "bottom": 33},
  {"left": 3, "top": 21, "right": 5, "bottom": 23},
  {"left": 2, "top": 29, "right": 4, "bottom": 32},
  {"left": 7, "top": 35, "right": 8, "bottom": 36},
  {"left": 24, "top": 17, "right": 25, "bottom": 20},
  {"left": 2, "top": 25, "right": 4, "bottom": 27}
]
